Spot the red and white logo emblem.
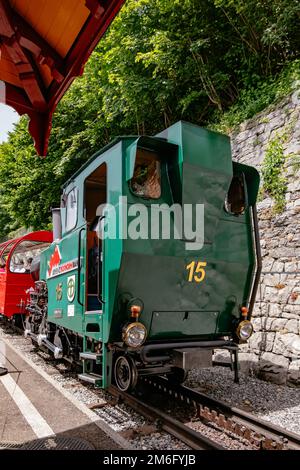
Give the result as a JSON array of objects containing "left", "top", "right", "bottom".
[{"left": 48, "top": 245, "right": 61, "bottom": 278}]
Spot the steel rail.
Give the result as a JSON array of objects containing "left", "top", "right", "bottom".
[
  {"left": 141, "top": 376, "right": 300, "bottom": 450},
  {"left": 108, "top": 385, "right": 225, "bottom": 450}
]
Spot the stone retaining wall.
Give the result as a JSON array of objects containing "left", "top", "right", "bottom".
[{"left": 229, "top": 87, "right": 300, "bottom": 385}]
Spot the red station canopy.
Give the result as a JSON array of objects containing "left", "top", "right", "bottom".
[{"left": 0, "top": 0, "right": 125, "bottom": 155}]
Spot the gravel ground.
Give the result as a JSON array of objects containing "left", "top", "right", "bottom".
[{"left": 186, "top": 367, "right": 300, "bottom": 435}]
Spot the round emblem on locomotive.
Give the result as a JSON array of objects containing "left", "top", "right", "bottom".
[{"left": 67, "top": 275, "right": 76, "bottom": 302}]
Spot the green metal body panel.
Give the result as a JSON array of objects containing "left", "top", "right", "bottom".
[
  {"left": 40, "top": 227, "right": 87, "bottom": 335},
  {"left": 40, "top": 121, "right": 259, "bottom": 361},
  {"left": 40, "top": 141, "right": 133, "bottom": 345},
  {"left": 109, "top": 122, "right": 259, "bottom": 341}
]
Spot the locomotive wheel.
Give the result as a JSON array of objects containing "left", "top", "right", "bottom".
[
  {"left": 12, "top": 314, "right": 24, "bottom": 330},
  {"left": 167, "top": 367, "right": 188, "bottom": 385},
  {"left": 113, "top": 355, "right": 138, "bottom": 392}
]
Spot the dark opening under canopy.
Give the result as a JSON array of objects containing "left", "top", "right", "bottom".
[{"left": 0, "top": 0, "right": 125, "bottom": 155}]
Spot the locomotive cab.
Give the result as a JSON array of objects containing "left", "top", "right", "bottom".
[
  {"left": 0, "top": 231, "right": 52, "bottom": 327},
  {"left": 24, "top": 121, "right": 261, "bottom": 391}
]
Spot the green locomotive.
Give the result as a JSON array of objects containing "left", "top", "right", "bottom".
[{"left": 25, "top": 121, "right": 261, "bottom": 391}]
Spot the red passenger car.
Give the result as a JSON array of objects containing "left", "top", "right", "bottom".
[{"left": 0, "top": 231, "right": 52, "bottom": 325}]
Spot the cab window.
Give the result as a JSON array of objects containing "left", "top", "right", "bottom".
[
  {"left": 130, "top": 148, "right": 161, "bottom": 199},
  {"left": 225, "top": 174, "right": 246, "bottom": 215},
  {"left": 65, "top": 188, "right": 78, "bottom": 232},
  {"left": 10, "top": 240, "right": 50, "bottom": 274}
]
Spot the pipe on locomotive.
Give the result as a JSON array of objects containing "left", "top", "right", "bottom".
[
  {"left": 248, "top": 205, "right": 262, "bottom": 317},
  {"left": 24, "top": 330, "right": 63, "bottom": 359},
  {"left": 52, "top": 208, "right": 62, "bottom": 241},
  {"left": 140, "top": 340, "right": 236, "bottom": 363}
]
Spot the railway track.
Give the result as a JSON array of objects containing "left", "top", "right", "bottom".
[
  {"left": 108, "top": 385, "right": 225, "bottom": 450},
  {"left": 0, "top": 322, "right": 225, "bottom": 449},
  {"left": 2, "top": 321, "right": 300, "bottom": 451},
  {"left": 139, "top": 376, "right": 300, "bottom": 451}
]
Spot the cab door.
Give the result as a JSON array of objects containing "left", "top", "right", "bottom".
[{"left": 47, "top": 188, "right": 87, "bottom": 333}]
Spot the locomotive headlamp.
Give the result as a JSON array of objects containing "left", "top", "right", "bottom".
[
  {"left": 236, "top": 320, "right": 253, "bottom": 340},
  {"left": 123, "top": 322, "right": 147, "bottom": 348}
]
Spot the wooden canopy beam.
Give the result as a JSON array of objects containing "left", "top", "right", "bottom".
[
  {"left": 0, "top": 0, "right": 47, "bottom": 109},
  {"left": 0, "top": 0, "right": 125, "bottom": 155}
]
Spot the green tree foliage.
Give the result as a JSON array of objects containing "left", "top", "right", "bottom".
[
  {"left": 0, "top": 0, "right": 299, "bottom": 236},
  {"left": 0, "top": 119, "right": 63, "bottom": 233}
]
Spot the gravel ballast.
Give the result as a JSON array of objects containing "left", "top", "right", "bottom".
[{"left": 187, "top": 366, "right": 300, "bottom": 435}]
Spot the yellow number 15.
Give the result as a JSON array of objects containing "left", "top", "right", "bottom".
[{"left": 186, "top": 261, "right": 207, "bottom": 283}]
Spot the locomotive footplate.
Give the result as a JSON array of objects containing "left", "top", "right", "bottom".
[{"left": 171, "top": 348, "right": 213, "bottom": 369}]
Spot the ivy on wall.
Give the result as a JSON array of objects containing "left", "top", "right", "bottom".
[
  {"left": 260, "top": 118, "right": 298, "bottom": 213},
  {"left": 260, "top": 133, "right": 287, "bottom": 213}
]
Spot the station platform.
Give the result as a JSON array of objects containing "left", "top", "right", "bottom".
[{"left": 0, "top": 338, "right": 126, "bottom": 450}]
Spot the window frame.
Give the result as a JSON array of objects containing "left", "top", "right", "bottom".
[
  {"left": 129, "top": 146, "right": 162, "bottom": 200},
  {"left": 224, "top": 173, "right": 248, "bottom": 216},
  {"left": 65, "top": 187, "right": 78, "bottom": 233},
  {"left": 0, "top": 241, "right": 14, "bottom": 271},
  {"left": 9, "top": 240, "right": 51, "bottom": 274}
]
